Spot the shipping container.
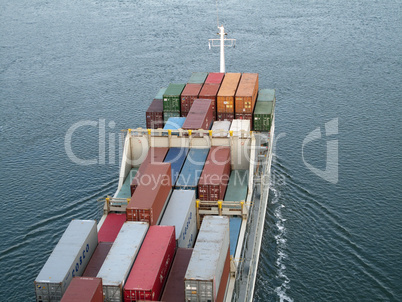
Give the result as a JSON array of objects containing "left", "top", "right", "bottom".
[
  {"left": 217, "top": 73, "right": 241, "bottom": 114},
  {"left": 60, "top": 277, "right": 103, "bottom": 302},
  {"left": 181, "top": 83, "right": 203, "bottom": 115},
  {"left": 163, "top": 147, "right": 189, "bottom": 185},
  {"left": 123, "top": 226, "right": 176, "bottom": 302},
  {"left": 198, "top": 83, "right": 220, "bottom": 120},
  {"left": 229, "top": 119, "right": 251, "bottom": 136},
  {"left": 229, "top": 217, "right": 242, "bottom": 256},
  {"left": 224, "top": 170, "right": 248, "bottom": 202},
  {"left": 83, "top": 242, "right": 113, "bottom": 277},
  {"left": 160, "top": 248, "right": 193, "bottom": 302},
  {"left": 216, "top": 248, "right": 230, "bottom": 302},
  {"left": 160, "top": 190, "right": 197, "bottom": 248},
  {"left": 234, "top": 73, "right": 259, "bottom": 113},
  {"left": 205, "top": 72, "right": 225, "bottom": 85},
  {"left": 163, "top": 83, "right": 186, "bottom": 112},
  {"left": 184, "top": 216, "right": 230, "bottom": 302},
  {"left": 146, "top": 99, "right": 164, "bottom": 129},
  {"left": 257, "top": 88, "right": 276, "bottom": 103},
  {"left": 175, "top": 148, "right": 209, "bottom": 193},
  {"left": 163, "top": 111, "right": 181, "bottom": 123},
  {"left": 182, "top": 99, "right": 214, "bottom": 131},
  {"left": 253, "top": 100, "right": 274, "bottom": 131},
  {"left": 198, "top": 146, "right": 231, "bottom": 201},
  {"left": 211, "top": 120, "right": 231, "bottom": 137},
  {"left": 154, "top": 87, "right": 167, "bottom": 100},
  {"left": 217, "top": 112, "right": 235, "bottom": 122},
  {"left": 130, "top": 147, "right": 169, "bottom": 195},
  {"left": 98, "top": 213, "right": 126, "bottom": 243},
  {"left": 96, "top": 222, "right": 149, "bottom": 302},
  {"left": 34, "top": 220, "right": 98, "bottom": 302},
  {"left": 163, "top": 117, "right": 186, "bottom": 131},
  {"left": 116, "top": 168, "right": 138, "bottom": 199},
  {"left": 234, "top": 112, "right": 253, "bottom": 129},
  {"left": 188, "top": 72, "right": 208, "bottom": 84},
  {"left": 127, "top": 163, "right": 172, "bottom": 225}
]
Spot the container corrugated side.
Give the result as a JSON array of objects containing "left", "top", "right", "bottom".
[
  {"left": 188, "top": 72, "right": 208, "bottom": 84},
  {"left": 224, "top": 170, "right": 248, "bottom": 202},
  {"left": 96, "top": 222, "right": 149, "bottom": 302},
  {"left": 163, "top": 83, "right": 186, "bottom": 112},
  {"left": 198, "top": 146, "right": 231, "bottom": 201},
  {"left": 60, "top": 277, "right": 103, "bottom": 302},
  {"left": 83, "top": 242, "right": 113, "bottom": 277},
  {"left": 130, "top": 147, "right": 169, "bottom": 195},
  {"left": 229, "top": 217, "right": 242, "bottom": 256},
  {"left": 160, "top": 190, "right": 197, "bottom": 248},
  {"left": 154, "top": 87, "right": 167, "bottom": 100},
  {"left": 198, "top": 83, "right": 220, "bottom": 121},
  {"left": 182, "top": 99, "right": 214, "bottom": 131},
  {"left": 181, "top": 83, "right": 203, "bottom": 115},
  {"left": 216, "top": 248, "right": 230, "bottom": 302},
  {"left": 160, "top": 248, "right": 193, "bottom": 302},
  {"left": 127, "top": 163, "right": 172, "bottom": 225},
  {"left": 253, "top": 100, "right": 274, "bottom": 131},
  {"left": 163, "top": 111, "right": 181, "bottom": 123},
  {"left": 123, "top": 226, "right": 176, "bottom": 302},
  {"left": 34, "top": 220, "right": 98, "bottom": 302},
  {"left": 97, "top": 213, "right": 126, "bottom": 243},
  {"left": 217, "top": 73, "right": 241, "bottom": 114},
  {"left": 229, "top": 119, "right": 251, "bottom": 136},
  {"left": 211, "top": 120, "right": 231, "bottom": 137},
  {"left": 146, "top": 99, "right": 164, "bottom": 129},
  {"left": 163, "top": 147, "right": 189, "bottom": 185},
  {"left": 217, "top": 112, "right": 235, "bottom": 122},
  {"left": 234, "top": 73, "right": 259, "bottom": 113},
  {"left": 205, "top": 72, "right": 225, "bottom": 84},
  {"left": 257, "top": 88, "right": 276, "bottom": 102},
  {"left": 175, "top": 148, "right": 209, "bottom": 193},
  {"left": 184, "top": 216, "right": 230, "bottom": 302},
  {"left": 234, "top": 112, "right": 253, "bottom": 129}
]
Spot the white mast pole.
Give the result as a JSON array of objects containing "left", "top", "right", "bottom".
[
  {"left": 209, "top": 26, "right": 236, "bottom": 73},
  {"left": 219, "top": 26, "right": 225, "bottom": 73}
]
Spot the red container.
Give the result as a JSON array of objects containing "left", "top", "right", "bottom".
[
  {"left": 235, "top": 112, "right": 253, "bottom": 129},
  {"left": 205, "top": 72, "right": 225, "bottom": 84},
  {"left": 124, "top": 226, "right": 176, "bottom": 301},
  {"left": 146, "top": 99, "right": 164, "bottom": 129},
  {"left": 127, "top": 163, "right": 172, "bottom": 225},
  {"left": 60, "top": 277, "right": 103, "bottom": 302},
  {"left": 199, "top": 83, "right": 220, "bottom": 121},
  {"left": 130, "top": 147, "right": 169, "bottom": 195},
  {"left": 97, "top": 213, "right": 126, "bottom": 243},
  {"left": 181, "top": 83, "right": 203, "bottom": 115},
  {"left": 217, "top": 112, "right": 235, "bottom": 122},
  {"left": 182, "top": 99, "right": 214, "bottom": 131},
  {"left": 82, "top": 242, "right": 113, "bottom": 277},
  {"left": 160, "top": 248, "right": 193, "bottom": 302},
  {"left": 198, "top": 146, "right": 231, "bottom": 201},
  {"left": 216, "top": 248, "right": 230, "bottom": 302}
]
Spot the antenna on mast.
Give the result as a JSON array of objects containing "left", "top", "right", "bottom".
[{"left": 208, "top": 26, "right": 236, "bottom": 73}]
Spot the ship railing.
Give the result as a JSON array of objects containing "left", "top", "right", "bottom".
[{"left": 98, "top": 197, "right": 129, "bottom": 214}]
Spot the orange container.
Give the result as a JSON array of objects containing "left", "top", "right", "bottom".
[
  {"left": 235, "top": 73, "right": 259, "bottom": 113},
  {"left": 217, "top": 73, "right": 241, "bottom": 113}
]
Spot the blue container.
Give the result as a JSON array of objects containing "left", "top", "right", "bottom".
[
  {"left": 164, "top": 147, "right": 189, "bottom": 185},
  {"left": 175, "top": 148, "right": 209, "bottom": 194},
  {"left": 229, "top": 217, "right": 242, "bottom": 256},
  {"left": 224, "top": 170, "right": 248, "bottom": 202},
  {"left": 163, "top": 117, "right": 186, "bottom": 135}
]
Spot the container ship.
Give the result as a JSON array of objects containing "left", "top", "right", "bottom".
[{"left": 34, "top": 26, "right": 276, "bottom": 302}]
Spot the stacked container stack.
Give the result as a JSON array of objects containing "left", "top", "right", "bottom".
[
  {"left": 163, "top": 83, "right": 186, "bottom": 123},
  {"left": 235, "top": 73, "right": 259, "bottom": 127},
  {"left": 181, "top": 72, "right": 208, "bottom": 117},
  {"left": 217, "top": 73, "right": 241, "bottom": 121},
  {"left": 145, "top": 87, "right": 166, "bottom": 129},
  {"left": 253, "top": 88, "right": 276, "bottom": 131},
  {"left": 199, "top": 72, "right": 225, "bottom": 121}
]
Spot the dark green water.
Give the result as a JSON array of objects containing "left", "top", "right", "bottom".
[{"left": 1, "top": 0, "right": 401, "bottom": 301}]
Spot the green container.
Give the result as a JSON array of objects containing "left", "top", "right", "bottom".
[
  {"left": 253, "top": 101, "right": 274, "bottom": 131},
  {"left": 163, "top": 83, "right": 186, "bottom": 112},
  {"left": 224, "top": 170, "right": 248, "bottom": 202},
  {"left": 163, "top": 112, "right": 181, "bottom": 124},
  {"left": 257, "top": 89, "right": 276, "bottom": 102},
  {"left": 154, "top": 87, "right": 167, "bottom": 100},
  {"left": 188, "top": 72, "right": 208, "bottom": 84}
]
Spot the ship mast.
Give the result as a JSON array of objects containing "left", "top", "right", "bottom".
[{"left": 209, "top": 25, "right": 236, "bottom": 73}]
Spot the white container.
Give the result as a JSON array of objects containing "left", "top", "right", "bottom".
[
  {"left": 160, "top": 190, "right": 197, "bottom": 248},
  {"left": 34, "top": 220, "right": 98, "bottom": 302},
  {"left": 211, "top": 120, "right": 231, "bottom": 137},
  {"left": 96, "top": 221, "right": 148, "bottom": 302},
  {"left": 229, "top": 119, "right": 250, "bottom": 136},
  {"left": 184, "top": 216, "right": 230, "bottom": 302}
]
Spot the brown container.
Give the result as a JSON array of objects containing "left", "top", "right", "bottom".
[
  {"left": 216, "top": 248, "right": 230, "bottom": 302},
  {"left": 60, "top": 277, "right": 103, "bottom": 302},
  {"left": 205, "top": 72, "right": 225, "bottom": 84},
  {"left": 198, "top": 146, "right": 231, "bottom": 201},
  {"left": 82, "top": 242, "right": 113, "bottom": 277},
  {"left": 127, "top": 163, "right": 172, "bottom": 225},
  {"left": 199, "top": 83, "right": 221, "bottom": 121},
  {"left": 217, "top": 73, "right": 241, "bottom": 114},
  {"left": 182, "top": 99, "right": 214, "bottom": 131},
  {"left": 217, "top": 112, "right": 235, "bottom": 122},
  {"left": 181, "top": 83, "right": 203, "bottom": 115},
  {"left": 235, "top": 112, "right": 253, "bottom": 129},
  {"left": 235, "top": 73, "right": 259, "bottom": 113},
  {"left": 146, "top": 99, "right": 164, "bottom": 129},
  {"left": 160, "top": 248, "right": 193, "bottom": 302},
  {"left": 130, "top": 147, "right": 169, "bottom": 195}
]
